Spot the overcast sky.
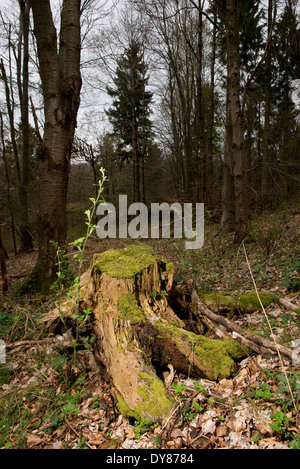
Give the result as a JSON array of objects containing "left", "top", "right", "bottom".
[{"left": 0, "top": 0, "right": 299, "bottom": 143}]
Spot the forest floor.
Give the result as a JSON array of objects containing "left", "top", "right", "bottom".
[{"left": 0, "top": 201, "right": 299, "bottom": 450}]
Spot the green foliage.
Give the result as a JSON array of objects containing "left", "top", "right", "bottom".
[
  {"left": 281, "top": 259, "right": 300, "bottom": 291},
  {"left": 0, "top": 365, "right": 90, "bottom": 448},
  {"left": 172, "top": 383, "right": 187, "bottom": 395},
  {"left": 49, "top": 241, "right": 74, "bottom": 292},
  {"left": 52, "top": 168, "right": 107, "bottom": 357},
  {"left": 269, "top": 410, "right": 291, "bottom": 437},
  {"left": 134, "top": 417, "right": 157, "bottom": 438},
  {"left": 106, "top": 39, "right": 153, "bottom": 163},
  {"left": 250, "top": 369, "right": 299, "bottom": 412}
]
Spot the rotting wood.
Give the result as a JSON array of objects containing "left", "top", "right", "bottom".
[
  {"left": 278, "top": 298, "right": 300, "bottom": 313},
  {"left": 45, "top": 244, "right": 253, "bottom": 420},
  {"left": 190, "top": 288, "right": 294, "bottom": 361}
]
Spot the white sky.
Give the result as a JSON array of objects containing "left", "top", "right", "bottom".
[{"left": 0, "top": 0, "right": 299, "bottom": 143}]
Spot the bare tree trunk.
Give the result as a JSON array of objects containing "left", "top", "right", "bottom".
[
  {"left": 220, "top": 65, "right": 235, "bottom": 231},
  {"left": 132, "top": 110, "right": 140, "bottom": 203},
  {"left": 206, "top": 5, "right": 217, "bottom": 188},
  {"left": 31, "top": 0, "right": 82, "bottom": 290},
  {"left": 0, "top": 227, "right": 9, "bottom": 293},
  {"left": 0, "top": 112, "right": 18, "bottom": 255},
  {"left": 219, "top": 0, "right": 248, "bottom": 241},
  {"left": 261, "top": 0, "right": 273, "bottom": 199},
  {"left": 196, "top": 1, "right": 207, "bottom": 203},
  {"left": 18, "top": 0, "right": 33, "bottom": 253}
]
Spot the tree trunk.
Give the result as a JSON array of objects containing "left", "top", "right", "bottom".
[
  {"left": 206, "top": 5, "right": 217, "bottom": 188},
  {"left": 0, "top": 227, "right": 8, "bottom": 293},
  {"left": 220, "top": 83, "right": 235, "bottom": 231},
  {"left": 31, "top": 0, "right": 82, "bottom": 290},
  {"left": 226, "top": 0, "right": 248, "bottom": 242},
  {"left": 219, "top": 0, "right": 248, "bottom": 240},
  {"left": 196, "top": 2, "right": 207, "bottom": 203},
  {"left": 18, "top": 0, "right": 34, "bottom": 253},
  {"left": 261, "top": 0, "right": 273, "bottom": 199},
  {"left": 132, "top": 110, "right": 140, "bottom": 203},
  {"left": 46, "top": 245, "right": 249, "bottom": 421}
]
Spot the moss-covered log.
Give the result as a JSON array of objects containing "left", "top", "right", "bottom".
[{"left": 198, "top": 290, "right": 275, "bottom": 316}]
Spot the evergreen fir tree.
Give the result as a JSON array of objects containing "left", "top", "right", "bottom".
[{"left": 106, "top": 40, "right": 153, "bottom": 202}]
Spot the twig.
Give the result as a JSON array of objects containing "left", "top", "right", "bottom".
[
  {"left": 6, "top": 337, "right": 55, "bottom": 350},
  {"left": 65, "top": 421, "right": 93, "bottom": 449}
]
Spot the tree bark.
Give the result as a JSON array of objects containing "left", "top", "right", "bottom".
[
  {"left": 0, "top": 227, "right": 9, "bottom": 293},
  {"left": 261, "top": 0, "right": 273, "bottom": 199},
  {"left": 31, "top": 0, "right": 82, "bottom": 290},
  {"left": 196, "top": 2, "right": 207, "bottom": 204},
  {"left": 206, "top": 4, "right": 217, "bottom": 188},
  {"left": 18, "top": 0, "right": 34, "bottom": 253},
  {"left": 219, "top": 0, "right": 248, "bottom": 240},
  {"left": 220, "top": 86, "right": 236, "bottom": 232}
]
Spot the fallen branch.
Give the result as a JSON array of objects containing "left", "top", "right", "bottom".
[
  {"left": 278, "top": 298, "right": 300, "bottom": 313},
  {"left": 190, "top": 288, "right": 293, "bottom": 361},
  {"left": 6, "top": 337, "right": 56, "bottom": 351}
]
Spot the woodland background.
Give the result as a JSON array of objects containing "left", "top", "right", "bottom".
[{"left": 0, "top": 0, "right": 299, "bottom": 264}]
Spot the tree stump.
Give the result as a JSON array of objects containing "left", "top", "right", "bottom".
[{"left": 78, "top": 244, "right": 248, "bottom": 421}]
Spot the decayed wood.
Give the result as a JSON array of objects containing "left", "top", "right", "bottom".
[
  {"left": 278, "top": 298, "right": 300, "bottom": 313},
  {"left": 191, "top": 288, "right": 293, "bottom": 361},
  {"left": 211, "top": 321, "right": 275, "bottom": 359}
]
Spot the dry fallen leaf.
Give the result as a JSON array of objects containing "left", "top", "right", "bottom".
[
  {"left": 201, "top": 419, "right": 216, "bottom": 435},
  {"left": 27, "top": 433, "right": 44, "bottom": 447}
]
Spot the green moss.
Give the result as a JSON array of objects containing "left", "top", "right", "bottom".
[
  {"left": 116, "top": 372, "right": 174, "bottom": 421},
  {"left": 198, "top": 292, "right": 237, "bottom": 315},
  {"left": 155, "top": 322, "right": 182, "bottom": 340},
  {"left": 93, "top": 244, "right": 157, "bottom": 279},
  {"left": 194, "top": 336, "right": 249, "bottom": 381},
  {"left": 154, "top": 322, "right": 249, "bottom": 381},
  {"left": 238, "top": 291, "right": 275, "bottom": 313},
  {"left": 165, "top": 262, "right": 174, "bottom": 274},
  {"left": 117, "top": 293, "right": 145, "bottom": 325},
  {"left": 198, "top": 290, "right": 275, "bottom": 315},
  {"left": 116, "top": 394, "right": 137, "bottom": 419},
  {"left": 135, "top": 372, "right": 174, "bottom": 419}
]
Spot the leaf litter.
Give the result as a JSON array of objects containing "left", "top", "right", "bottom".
[{"left": 0, "top": 204, "right": 299, "bottom": 449}]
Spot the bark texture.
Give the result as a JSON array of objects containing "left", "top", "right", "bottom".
[
  {"left": 219, "top": 0, "right": 248, "bottom": 240},
  {"left": 31, "top": 0, "right": 82, "bottom": 289},
  {"left": 0, "top": 227, "right": 8, "bottom": 293}
]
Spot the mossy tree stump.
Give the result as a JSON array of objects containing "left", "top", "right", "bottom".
[{"left": 76, "top": 244, "right": 249, "bottom": 421}]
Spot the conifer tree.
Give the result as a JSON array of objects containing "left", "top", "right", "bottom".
[{"left": 106, "top": 40, "right": 153, "bottom": 203}]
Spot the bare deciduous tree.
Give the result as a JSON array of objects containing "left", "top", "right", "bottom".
[{"left": 31, "top": 0, "right": 82, "bottom": 290}]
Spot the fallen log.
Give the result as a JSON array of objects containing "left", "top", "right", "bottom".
[{"left": 190, "top": 288, "right": 294, "bottom": 361}]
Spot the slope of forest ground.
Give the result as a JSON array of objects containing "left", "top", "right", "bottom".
[{"left": 0, "top": 201, "right": 299, "bottom": 450}]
